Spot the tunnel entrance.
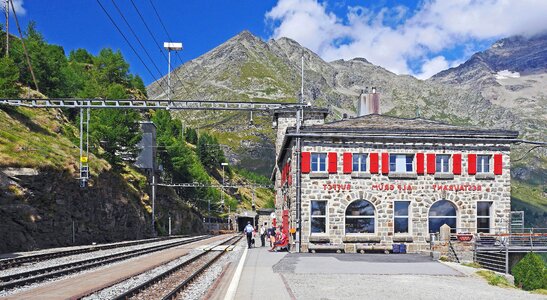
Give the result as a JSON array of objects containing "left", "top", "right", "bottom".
[{"left": 237, "top": 216, "right": 256, "bottom": 232}]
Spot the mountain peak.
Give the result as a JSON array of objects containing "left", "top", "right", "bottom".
[{"left": 231, "top": 30, "right": 261, "bottom": 43}]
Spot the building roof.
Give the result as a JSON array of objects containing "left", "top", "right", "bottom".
[
  {"left": 288, "top": 114, "right": 519, "bottom": 138},
  {"left": 274, "top": 114, "right": 520, "bottom": 168}
]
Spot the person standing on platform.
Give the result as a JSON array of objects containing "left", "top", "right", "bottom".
[
  {"left": 244, "top": 221, "right": 254, "bottom": 249},
  {"left": 260, "top": 225, "right": 266, "bottom": 247}
]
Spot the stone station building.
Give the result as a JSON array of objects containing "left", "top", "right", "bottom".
[{"left": 273, "top": 111, "right": 518, "bottom": 253}]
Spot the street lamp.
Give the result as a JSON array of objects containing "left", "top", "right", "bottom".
[
  {"left": 221, "top": 162, "right": 229, "bottom": 228},
  {"left": 163, "top": 42, "right": 183, "bottom": 100}
]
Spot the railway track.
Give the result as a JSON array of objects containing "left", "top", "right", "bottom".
[
  {"left": 113, "top": 235, "right": 242, "bottom": 300},
  {"left": 0, "top": 236, "right": 186, "bottom": 270},
  {"left": 0, "top": 236, "right": 209, "bottom": 291}
]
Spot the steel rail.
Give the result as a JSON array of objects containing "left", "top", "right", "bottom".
[
  {"left": 161, "top": 235, "right": 242, "bottom": 300},
  {"left": 113, "top": 234, "right": 242, "bottom": 300},
  {"left": 0, "top": 98, "right": 310, "bottom": 111},
  {"left": 0, "top": 236, "right": 210, "bottom": 291},
  {"left": 0, "top": 236, "right": 185, "bottom": 270}
]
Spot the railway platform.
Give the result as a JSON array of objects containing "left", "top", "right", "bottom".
[{"left": 218, "top": 244, "right": 543, "bottom": 300}]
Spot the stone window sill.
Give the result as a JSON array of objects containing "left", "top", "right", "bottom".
[
  {"left": 343, "top": 235, "right": 381, "bottom": 243},
  {"left": 475, "top": 173, "right": 495, "bottom": 180},
  {"left": 351, "top": 172, "right": 371, "bottom": 179},
  {"left": 309, "top": 235, "right": 330, "bottom": 243},
  {"left": 387, "top": 173, "right": 418, "bottom": 179},
  {"left": 434, "top": 173, "right": 454, "bottom": 180},
  {"left": 309, "top": 172, "right": 329, "bottom": 179},
  {"left": 393, "top": 235, "right": 413, "bottom": 242}
]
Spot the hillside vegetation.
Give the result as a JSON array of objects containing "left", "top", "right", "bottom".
[{"left": 0, "top": 23, "right": 273, "bottom": 252}]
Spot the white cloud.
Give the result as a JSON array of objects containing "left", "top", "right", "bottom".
[
  {"left": 1, "top": 0, "right": 26, "bottom": 16},
  {"left": 416, "top": 56, "right": 449, "bottom": 80},
  {"left": 265, "top": 0, "right": 547, "bottom": 78}
]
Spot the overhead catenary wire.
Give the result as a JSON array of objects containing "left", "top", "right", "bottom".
[
  {"left": 147, "top": 0, "right": 190, "bottom": 94},
  {"left": 109, "top": 0, "right": 164, "bottom": 80},
  {"left": 95, "top": 0, "right": 168, "bottom": 97},
  {"left": 129, "top": 0, "right": 190, "bottom": 96}
]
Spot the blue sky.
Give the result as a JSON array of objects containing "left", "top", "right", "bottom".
[{"left": 5, "top": 1, "right": 547, "bottom": 84}]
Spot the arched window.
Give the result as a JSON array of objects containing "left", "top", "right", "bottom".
[
  {"left": 428, "top": 200, "right": 457, "bottom": 233},
  {"left": 345, "top": 200, "right": 375, "bottom": 234}
]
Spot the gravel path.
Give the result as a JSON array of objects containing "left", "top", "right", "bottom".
[
  {"left": 282, "top": 272, "right": 546, "bottom": 300},
  {"left": 272, "top": 257, "right": 546, "bottom": 300},
  {"left": 0, "top": 236, "right": 200, "bottom": 277}
]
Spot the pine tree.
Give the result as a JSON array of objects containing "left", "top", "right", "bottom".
[{"left": 0, "top": 56, "right": 21, "bottom": 97}]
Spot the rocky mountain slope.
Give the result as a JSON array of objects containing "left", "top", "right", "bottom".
[
  {"left": 430, "top": 33, "right": 547, "bottom": 224},
  {"left": 147, "top": 30, "right": 546, "bottom": 226}
]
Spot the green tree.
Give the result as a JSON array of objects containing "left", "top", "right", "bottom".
[
  {"left": 18, "top": 22, "right": 68, "bottom": 97},
  {"left": 512, "top": 252, "right": 547, "bottom": 290},
  {"left": 184, "top": 127, "right": 198, "bottom": 144},
  {"left": 0, "top": 56, "right": 21, "bottom": 97},
  {"left": 128, "top": 74, "right": 147, "bottom": 96},
  {"left": 69, "top": 48, "right": 93, "bottom": 64},
  {"left": 90, "top": 108, "right": 141, "bottom": 167},
  {"left": 94, "top": 48, "right": 129, "bottom": 86}
]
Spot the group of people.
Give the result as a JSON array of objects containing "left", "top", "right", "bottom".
[{"left": 243, "top": 221, "right": 287, "bottom": 252}]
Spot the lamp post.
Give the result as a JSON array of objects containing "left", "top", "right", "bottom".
[
  {"left": 221, "top": 162, "right": 229, "bottom": 228},
  {"left": 163, "top": 42, "right": 183, "bottom": 100}
]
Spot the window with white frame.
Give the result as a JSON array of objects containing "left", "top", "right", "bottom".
[
  {"left": 311, "top": 153, "right": 327, "bottom": 172},
  {"left": 436, "top": 154, "right": 451, "bottom": 173},
  {"left": 352, "top": 153, "right": 367, "bottom": 172},
  {"left": 477, "top": 155, "right": 491, "bottom": 173},
  {"left": 477, "top": 202, "right": 492, "bottom": 233},
  {"left": 394, "top": 201, "right": 410, "bottom": 233},
  {"left": 311, "top": 200, "right": 327, "bottom": 233},
  {"left": 389, "top": 154, "right": 414, "bottom": 173},
  {"left": 428, "top": 200, "right": 457, "bottom": 233},
  {"left": 345, "top": 200, "right": 375, "bottom": 234}
]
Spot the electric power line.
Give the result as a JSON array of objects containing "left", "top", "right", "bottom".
[
  {"left": 129, "top": 0, "right": 190, "bottom": 96},
  {"left": 9, "top": 0, "right": 39, "bottom": 93},
  {"left": 109, "top": 0, "right": 164, "bottom": 80},
  {"left": 95, "top": 0, "right": 168, "bottom": 96},
  {"left": 147, "top": 0, "right": 187, "bottom": 70}
]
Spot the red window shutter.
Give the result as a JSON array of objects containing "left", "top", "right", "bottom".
[
  {"left": 301, "top": 152, "right": 311, "bottom": 173},
  {"left": 494, "top": 154, "right": 503, "bottom": 175},
  {"left": 426, "top": 153, "right": 436, "bottom": 174},
  {"left": 370, "top": 153, "right": 379, "bottom": 174},
  {"left": 328, "top": 152, "right": 338, "bottom": 174},
  {"left": 453, "top": 154, "right": 462, "bottom": 175},
  {"left": 343, "top": 153, "right": 352, "bottom": 174},
  {"left": 416, "top": 153, "right": 425, "bottom": 175},
  {"left": 468, "top": 154, "right": 477, "bottom": 175},
  {"left": 381, "top": 152, "right": 389, "bottom": 174}
]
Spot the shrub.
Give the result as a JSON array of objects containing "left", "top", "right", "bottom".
[{"left": 512, "top": 252, "right": 547, "bottom": 290}]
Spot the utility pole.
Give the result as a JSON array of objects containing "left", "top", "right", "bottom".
[
  {"left": 4, "top": 0, "right": 8, "bottom": 57},
  {"left": 295, "top": 54, "right": 304, "bottom": 252},
  {"left": 152, "top": 172, "right": 156, "bottom": 236}
]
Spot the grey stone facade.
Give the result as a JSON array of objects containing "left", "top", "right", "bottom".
[{"left": 274, "top": 114, "right": 518, "bottom": 253}]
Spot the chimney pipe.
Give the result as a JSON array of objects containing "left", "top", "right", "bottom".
[
  {"left": 369, "top": 87, "right": 380, "bottom": 114},
  {"left": 357, "top": 89, "right": 368, "bottom": 117}
]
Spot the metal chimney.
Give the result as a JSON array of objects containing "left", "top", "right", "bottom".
[
  {"left": 357, "top": 88, "right": 369, "bottom": 117},
  {"left": 369, "top": 87, "right": 380, "bottom": 114}
]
